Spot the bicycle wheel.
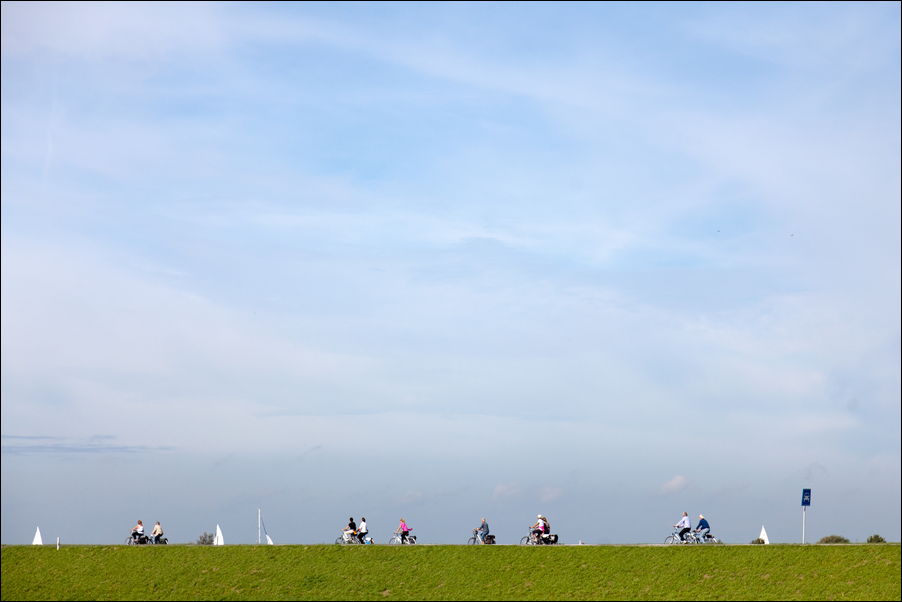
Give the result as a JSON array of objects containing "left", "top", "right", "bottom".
[
  {"left": 126, "top": 537, "right": 134, "bottom": 545},
  {"left": 467, "top": 537, "right": 477, "bottom": 545},
  {"left": 664, "top": 535, "right": 677, "bottom": 544},
  {"left": 335, "top": 536, "right": 344, "bottom": 545},
  {"left": 520, "top": 536, "right": 531, "bottom": 545},
  {"left": 388, "top": 536, "right": 400, "bottom": 545}
]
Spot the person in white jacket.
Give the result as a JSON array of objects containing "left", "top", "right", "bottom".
[
  {"left": 131, "top": 520, "right": 145, "bottom": 542},
  {"left": 357, "top": 517, "right": 368, "bottom": 544},
  {"left": 674, "top": 512, "right": 691, "bottom": 541}
]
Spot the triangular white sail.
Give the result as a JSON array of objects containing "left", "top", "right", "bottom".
[
  {"left": 213, "top": 524, "right": 224, "bottom": 546},
  {"left": 759, "top": 525, "right": 770, "bottom": 545},
  {"left": 259, "top": 509, "right": 274, "bottom": 545},
  {"left": 32, "top": 527, "right": 43, "bottom": 545}
]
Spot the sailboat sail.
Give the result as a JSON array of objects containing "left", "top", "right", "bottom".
[
  {"left": 32, "top": 527, "right": 43, "bottom": 545},
  {"left": 260, "top": 510, "right": 274, "bottom": 545},
  {"left": 759, "top": 525, "right": 770, "bottom": 545},
  {"left": 213, "top": 524, "right": 224, "bottom": 546}
]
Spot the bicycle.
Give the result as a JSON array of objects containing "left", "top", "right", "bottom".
[
  {"left": 694, "top": 531, "right": 720, "bottom": 544},
  {"left": 388, "top": 532, "right": 417, "bottom": 544},
  {"left": 467, "top": 529, "right": 495, "bottom": 545},
  {"left": 519, "top": 530, "right": 558, "bottom": 545},
  {"left": 126, "top": 533, "right": 167, "bottom": 545},
  {"left": 664, "top": 528, "right": 695, "bottom": 544},
  {"left": 335, "top": 530, "right": 363, "bottom": 545}
]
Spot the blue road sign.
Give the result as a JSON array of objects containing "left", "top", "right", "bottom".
[{"left": 802, "top": 488, "right": 811, "bottom": 506}]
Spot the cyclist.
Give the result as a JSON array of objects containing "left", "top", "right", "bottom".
[
  {"left": 151, "top": 521, "right": 164, "bottom": 544},
  {"left": 540, "top": 515, "right": 553, "bottom": 543},
  {"left": 343, "top": 517, "right": 357, "bottom": 542},
  {"left": 674, "top": 512, "right": 691, "bottom": 542},
  {"left": 530, "top": 515, "right": 545, "bottom": 543},
  {"left": 395, "top": 518, "right": 412, "bottom": 544},
  {"left": 357, "top": 517, "right": 368, "bottom": 544},
  {"left": 131, "top": 520, "right": 145, "bottom": 542},
  {"left": 694, "top": 514, "right": 710, "bottom": 542},
  {"left": 474, "top": 518, "right": 490, "bottom": 543}
]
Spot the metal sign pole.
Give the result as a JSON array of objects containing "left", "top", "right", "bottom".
[
  {"left": 802, "top": 506, "right": 806, "bottom": 544},
  {"left": 801, "top": 488, "right": 811, "bottom": 544}
]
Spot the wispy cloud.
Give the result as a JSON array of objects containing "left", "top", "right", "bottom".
[
  {"left": 660, "top": 476, "right": 689, "bottom": 495},
  {"left": 1, "top": 435, "right": 174, "bottom": 455},
  {"left": 539, "top": 487, "right": 563, "bottom": 503},
  {"left": 1, "top": 2, "right": 228, "bottom": 60},
  {"left": 491, "top": 483, "right": 522, "bottom": 501}
]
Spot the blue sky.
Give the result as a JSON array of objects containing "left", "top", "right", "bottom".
[{"left": 2, "top": 1, "right": 900, "bottom": 545}]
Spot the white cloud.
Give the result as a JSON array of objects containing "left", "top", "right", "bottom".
[
  {"left": 491, "top": 483, "right": 521, "bottom": 501},
  {"left": 683, "top": 4, "right": 897, "bottom": 72},
  {"left": 539, "top": 487, "right": 563, "bottom": 503},
  {"left": 1, "top": 2, "right": 228, "bottom": 60},
  {"left": 660, "top": 475, "right": 689, "bottom": 494}
]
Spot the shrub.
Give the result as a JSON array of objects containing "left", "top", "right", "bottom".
[
  {"left": 817, "top": 535, "right": 849, "bottom": 544},
  {"left": 750, "top": 538, "right": 765, "bottom": 544},
  {"left": 867, "top": 534, "right": 886, "bottom": 543},
  {"left": 196, "top": 532, "right": 214, "bottom": 545}
]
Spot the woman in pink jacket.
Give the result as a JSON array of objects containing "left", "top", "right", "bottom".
[{"left": 395, "top": 518, "right": 412, "bottom": 544}]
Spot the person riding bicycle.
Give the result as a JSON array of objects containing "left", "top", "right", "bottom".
[
  {"left": 343, "top": 517, "right": 357, "bottom": 541},
  {"left": 473, "top": 518, "right": 490, "bottom": 543},
  {"left": 530, "top": 515, "right": 546, "bottom": 543},
  {"left": 539, "top": 515, "right": 552, "bottom": 542},
  {"left": 151, "top": 521, "right": 164, "bottom": 544},
  {"left": 131, "top": 520, "right": 145, "bottom": 542},
  {"left": 694, "top": 514, "right": 710, "bottom": 541},
  {"left": 357, "top": 517, "right": 368, "bottom": 544},
  {"left": 674, "top": 512, "right": 691, "bottom": 542},
  {"left": 395, "top": 518, "right": 412, "bottom": 544}
]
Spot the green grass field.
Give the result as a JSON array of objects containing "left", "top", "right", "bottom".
[{"left": 2, "top": 544, "right": 899, "bottom": 601}]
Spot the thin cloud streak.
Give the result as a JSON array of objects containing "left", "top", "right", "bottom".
[{"left": 660, "top": 476, "right": 690, "bottom": 495}]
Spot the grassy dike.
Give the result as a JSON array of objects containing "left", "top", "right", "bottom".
[{"left": 2, "top": 544, "right": 900, "bottom": 601}]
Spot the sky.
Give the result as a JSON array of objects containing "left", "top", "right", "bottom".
[{"left": 1, "top": 1, "right": 900, "bottom": 546}]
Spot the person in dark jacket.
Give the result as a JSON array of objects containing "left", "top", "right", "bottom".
[{"left": 694, "top": 514, "right": 711, "bottom": 541}]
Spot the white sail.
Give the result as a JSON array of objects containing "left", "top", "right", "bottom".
[
  {"left": 213, "top": 524, "right": 224, "bottom": 546},
  {"left": 32, "top": 527, "right": 43, "bottom": 545},
  {"left": 759, "top": 525, "right": 770, "bottom": 545},
  {"left": 259, "top": 509, "right": 274, "bottom": 545}
]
